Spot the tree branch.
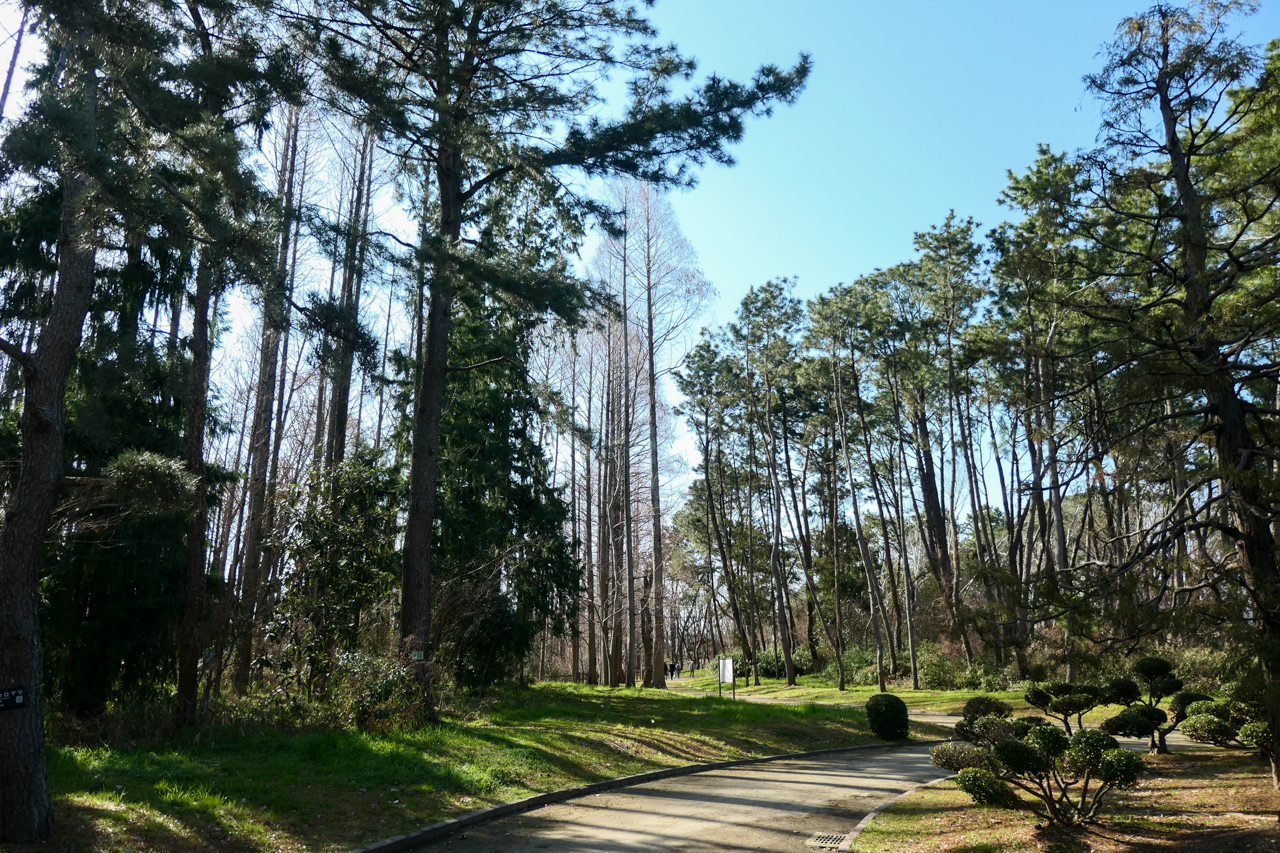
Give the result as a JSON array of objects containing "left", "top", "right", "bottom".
[
  {"left": 446, "top": 356, "right": 510, "bottom": 374},
  {"left": 0, "top": 336, "right": 34, "bottom": 375}
]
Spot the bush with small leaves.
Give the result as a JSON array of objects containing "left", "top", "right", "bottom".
[
  {"left": 1105, "top": 677, "right": 1142, "bottom": 706},
  {"left": 1239, "top": 721, "right": 1273, "bottom": 754},
  {"left": 1101, "top": 711, "right": 1156, "bottom": 739},
  {"left": 1023, "top": 724, "right": 1070, "bottom": 758},
  {"left": 1130, "top": 704, "right": 1168, "bottom": 727},
  {"left": 1097, "top": 749, "right": 1144, "bottom": 788},
  {"left": 1063, "top": 729, "right": 1119, "bottom": 775},
  {"left": 994, "top": 739, "right": 1053, "bottom": 776},
  {"left": 1169, "top": 691, "right": 1213, "bottom": 720},
  {"left": 1178, "top": 674, "right": 1274, "bottom": 761},
  {"left": 937, "top": 694, "right": 1146, "bottom": 824},
  {"left": 1114, "top": 658, "right": 1203, "bottom": 753},
  {"left": 1132, "top": 656, "right": 1174, "bottom": 682},
  {"left": 1185, "top": 700, "right": 1232, "bottom": 721},
  {"left": 962, "top": 696, "right": 1013, "bottom": 721},
  {"left": 955, "top": 714, "right": 1013, "bottom": 747},
  {"left": 1181, "top": 713, "right": 1237, "bottom": 747},
  {"left": 1024, "top": 685, "right": 1052, "bottom": 712},
  {"left": 931, "top": 741, "right": 997, "bottom": 773},
  {"left": 955, "top": 767, "right": 1022, "bottom": 809},
  {"left": 1008, "top": 716, "right": 1052, "bottom": 739},
  {"left": 866, "top": 693, "right": 909, "bottom": 740}
]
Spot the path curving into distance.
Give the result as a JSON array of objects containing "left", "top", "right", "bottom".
[
  {"left": 426, "top": 742, "right": 944, "bottom": 852},
  {"left": 398, "top": 688, "right": 1187, "bottom": 851}
]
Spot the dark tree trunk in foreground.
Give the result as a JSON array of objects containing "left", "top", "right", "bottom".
[{"left": 0, "top": 80, "right": 98, "bottom": 837}]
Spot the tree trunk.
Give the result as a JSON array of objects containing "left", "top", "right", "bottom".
[
  {"left": 400, "top": 143, "right": 464, "bottom": 708},
  {"left": 0, "top": 82, "right": 98, "bottom": 836},
  {"left": 645, "top": 259, "right": 667, "bottom": 688},
  {"left": 176, "top": 250, "right": 217, "bottom": 725}
]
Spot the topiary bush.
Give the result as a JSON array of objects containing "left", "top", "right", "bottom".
[
  {"left": 930, "top": 741, "right": 997, "bottom": 772},
  {"left": 1180, "top": 674, "right": 1274, "bottom": 763},
  {"left": 962, "top": 696, "right": 1013, "bottom": 721},
  {"left": 1182, "top": 713, "right": 1238, "bottom": 747},
  {"left": 955, "top": 767, "right": 1022, "bottom": 809},
  {"left": 866, "top": 693, "right": 909, "bottom": 740},
  {"left": 934, "top": 712, "right": 1145, "bottom": 825}
]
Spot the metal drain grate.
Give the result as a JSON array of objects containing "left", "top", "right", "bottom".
[{"left": 804, "top": 833, "right": 848, "bottom": 850}]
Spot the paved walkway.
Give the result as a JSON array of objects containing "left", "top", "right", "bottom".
[
  {"left": 413, "top": 685, "right": 1191, "bottom": 851},
  {"left": 427, "top": 743, "right": 944, "bottom": 852}
]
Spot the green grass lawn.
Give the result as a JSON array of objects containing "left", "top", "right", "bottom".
[
  {"left": 13, "top": 683, "right": 947, "bottom": 853},
  {"left": 673, "top": 670, "right": 1029, "bottom": 714}
]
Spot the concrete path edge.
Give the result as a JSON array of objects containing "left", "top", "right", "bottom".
[
  {"left": 837, "top": 772, "right": 956, "bottom": 852},
  {"left": 348, "top": 738, "right": 946, "bottom": 853}
]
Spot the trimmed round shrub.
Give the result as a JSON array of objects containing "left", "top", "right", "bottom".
[
  {"left": 1048, "top": 693, "right": 1097, "bottom": 717},
  {"left": 994, "top": 739, "right": 1052, "bottom": 776},
  {"left": 955, "top": 767, "right": 1021, "bottom": 809},
  {"left": 1150, "top": 676, "right": 1184, "bottom": 699},
  {"left": 1064, "top": 729, "right": 1119, "bottom": 774},
  {"left": 866, "top": 693, "right": 909, "bottom": 740},
  {"left": 1169, "top": 691, "right": 1213, "bottom": 719},
  {"left": 956, "top": 714, "right": 1014, "bottom": 746},
  {"left": 1182, "top": 713, "right": 1237, "bottom": 747},
  {"left": 1045, "top": 681, "right": 1078, "bottom": 698},
  {"left": 1185, "top": 700, "right": 1232, "bottom": 721},
  {"left": 1023, "top": 724, "right": 1070, "bottom": 758},
  {"left": 1008, "top": 716, "right": 1052, "bottom": 738},
  {"left": 1130, "top": 704, "right": 1168, "bottom": 727},
  {"left": 1133, "top": 656, "right": 1174, "bottom": 682},
  {"left": 962, "top": 696, "right": 1013, "bottom": 721},
  {"left": 1097, "top": 749, "right": 1145, "bottom": 788},
  {"left": 1101, "top": 711, "right": 1156, "bottom": 739},
  {"left": 1024, "top": 685, "right": 1052, "bottom": 710},
  {"left": 931, "top": 741, "right": 996, "bottom": 773},
  {"left": 1105, "top": 677, "right": 1142, "bottom": 706},
  {"left": 1239, "top": 721, "right": 1273, "bottom": 753}
]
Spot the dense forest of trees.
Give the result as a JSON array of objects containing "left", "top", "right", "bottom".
[
  {"left": 0, "top": 0, "right": 808, "bottom": 840},
  {"left": 1, "top": 0, "right": 1278, "bottom": 844}
]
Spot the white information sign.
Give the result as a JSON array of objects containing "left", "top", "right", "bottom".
[{"left": 718, "top": 657, "right": 734, "bottom": 684}]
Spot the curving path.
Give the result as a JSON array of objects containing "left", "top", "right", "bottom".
[
  {"left": 427, "top": 742, "right": 944, "bottom": 852},
  {"left": 400, "top": 688, "right": 1190, "bottom": 852}
]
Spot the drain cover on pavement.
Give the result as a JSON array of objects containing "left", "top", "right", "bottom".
[{"left": 805, "top": 833, "right": 848, "bottom": 849}]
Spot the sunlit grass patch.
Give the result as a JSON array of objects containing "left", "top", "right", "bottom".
[{"left": 12, "top": 682, "right": 892, "bottom": 853}]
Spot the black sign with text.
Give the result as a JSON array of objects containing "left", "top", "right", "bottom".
[{"left": 0, "top": 686, "right": 27, "bottom": 711}]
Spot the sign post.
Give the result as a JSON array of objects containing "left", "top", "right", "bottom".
[{"left": 718, "top": 658, "right": 735, "bottom": 700}]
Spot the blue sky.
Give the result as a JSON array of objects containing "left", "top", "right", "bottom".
[{"left": 641, "top": 0, "right": 1280, "bottom": 325}]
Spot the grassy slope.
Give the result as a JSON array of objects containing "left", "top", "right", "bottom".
[{"left": 8, "top": 683, "right": 944, "bottom": 853}]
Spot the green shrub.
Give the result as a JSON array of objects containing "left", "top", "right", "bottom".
[
  {"left": 1101, "top": 711, "right": 1156, "bottom": 738},
  {"left": 961, "top": 715, "right": 1014, "bottom": 747},
  {"left": 866, "top": 693, "right": 909, "bottom": 740},
  {"left": 955, "top": 767, "right": 1021, "bottom": 809},
  {"left": 962, "top": 696, "right": 1013, "bottom": 721},
  {"left": 1105, "top": 677, "right": 1141, "bottom": 706},
  {"left": 930, "top": 741, "right": 996, "bottom": 772},
  {"left": 1182, "top": 713, "right": 1240, "bottom": 747},
  {"left": 1022, "top": 724, "right": 1069, "bottom": 758},
  {"left": 939, "top": 703, "right": 1144, "bottom": 825},
  {"left": 1168, "top": 691, "right": 1213, "bottom": 719},
  {"left": 1008, "top": 716, "right": 1052, "bottom": 738},
  {"left": 914, "top": 643, "right": 958, "bottom": 690},
  {"left": 1097, "top": 749, "right": 1144, "bottom": 787},
  {"left": 1239, "top": 721, "right": 1273, "bottom": 753},
  {"left": 1185, "top": 700, "right": 1232, "bottom": 721}
]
